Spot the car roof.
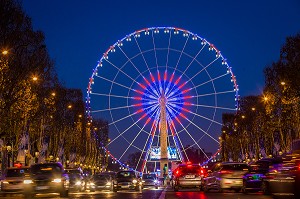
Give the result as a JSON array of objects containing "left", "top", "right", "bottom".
[
  {"left": 7, "top": 166, "right": 30, "bottom": 169},
  {"left": 220, "top": 162, "right": 247, "bottom": 165}
]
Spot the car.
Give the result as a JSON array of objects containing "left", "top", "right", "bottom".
[
  {"left": 141, "top": 173, "right": 159, "bottom": 189},
  {"left": 89, "top": 172, "right": 115, "bottom": 191},
  {"left": 64, "top": 167, "right": 85, "bottom": 192},
  {"left": 171, "top": 163, "right": 205, "bottom": 191},
  {"left": 113, "top": 170, "right": 142, "bottom": 192},
  {"left": 262, "top": 153, "right": 300, "bottom": 197},
  {"left": 0, "top": 166, "right": 29, "bottom": 195},
  {"left": 23, "top": 162, "right": 69, "bottom": 198},
  {"left": 242, "top": 157, "right": 282, "bottom": 194},
  {"left": 202, "top": 162, "right": 249, "bottom": 193}
]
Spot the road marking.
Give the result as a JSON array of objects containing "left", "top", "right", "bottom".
[{"left": 158, "top": 188, "right": 166, "bottom": 199}]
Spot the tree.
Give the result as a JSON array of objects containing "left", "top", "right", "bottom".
[{"left": 264, "top": 33, "right": 300, "bottom": 153}]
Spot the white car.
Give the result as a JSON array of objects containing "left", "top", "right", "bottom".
[
  {"left": 203, "top": 162, "right": 249, "bottom": 193},
  {"left": 1, "top": 166, "right": 30, "bottom": 195}
]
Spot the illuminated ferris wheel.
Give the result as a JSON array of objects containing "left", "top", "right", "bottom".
[{"left": 86, "top": 27, "right": 239, "bottom": 172}]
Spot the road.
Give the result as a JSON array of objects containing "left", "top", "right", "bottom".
[{"left": 0, "top": 187, "right": 295, "bottom": 199}]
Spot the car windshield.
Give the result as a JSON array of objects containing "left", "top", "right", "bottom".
[
  {"left": 31, "top": 164, "right": 62, "bottom": 175},
  {"left": 93, "top": 175, "right": 110, "bottom": 180},
  {"left": 222, "top": 164, "right": 248, "bottom": 171},
  {"left": 142, "top": 174, "right": 156, "bottom": 179},
  {"left": 65, "top": 169, "right": 81, "bottom": 174},
  {"left": 6, "top": 168, "right": 28, "bottom": 177},
  {"left": 117, "top": 171, "right": 135, "bottom": 178},
  {"left": 179, "top": 166, "right": 201, "bottom": 173}
]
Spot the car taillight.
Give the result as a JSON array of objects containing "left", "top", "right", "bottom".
[
  {"left": 219, "top": 170, "right": 233, "bottom": 174},
  {"left": 175, "top": 170, "right": 180, "bottom": 177}
]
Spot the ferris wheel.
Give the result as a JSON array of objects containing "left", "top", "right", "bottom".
[{"left": 86, "top": 27, "right": 239, "bottom": 172}]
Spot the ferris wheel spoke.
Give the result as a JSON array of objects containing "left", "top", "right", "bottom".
[
  {"left": 104, "top": 58, "right": 139, "bottom": 84},
  {"left": 107, "top": 109, "right": 143, "bottom": 129},
  {"left": 193, "top": 72, "right": 229, "bottom": 90},
  {"left": 165, "top": 75, "right": 183, "bottom": 97},
  {"left": 151, "top": 30, "right": 159, "bottom": 71},
  {"left": 95, "top": 74, "right": 136, "bottom": 93},
  {"left": 116, "top": 45, "right": 158, "bottom": 96},
  {"left": 188, "top": 57, "right": 220, "bottom": 83},
  {"left": 167, "top": 116, "right": 186, "bottom": 161},
  {"left": 178, "top": 113, "right": 219, "bottom": 143},
  {"left": 133, "top": 36, "right": 161, "bottom": 95},
  {"left": 119, "top": 116, "right": 152, "bottom": 160},
  {"left": 164, "top": 72, "right": 175, "bottom": 97},
  {"left": 188, "top": 102, "right": 236, "bottom": 111},
  {"left": 172, "top": 115, "right": 210, "bottom": 160},
  {"left": 165, "top": 30, "right": 172, "bottom": 71},
  {"left": 174, "top": 34, "right": 190, "bottom": 72},
  {"left": 180, "top": 105, "right": 221, "bottom": 126},
  {"left": 91, "top": 103, "right": 144, "bottom": 113},
  {"left": 182, "top": 44, "right": 206, "bottom": 75},
  {"left": 108, "top": 112, "right": 148, "bottom": 146},
  {"left": 137, "top": 111, "right": 160, "bottom": 171},
  {"left": 90, "top": 92, "right": 131, "bottom": 99}
]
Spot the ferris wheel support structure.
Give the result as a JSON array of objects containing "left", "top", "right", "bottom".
[{"left": 159, "top": 93, "right": 168, "bottom": 178}]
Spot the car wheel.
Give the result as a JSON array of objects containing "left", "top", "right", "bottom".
[
  {"left": 60, "top": 189, "right": 69, "bottom": 197},
  {"left": 155, "top": 186, "right": 158, "bottom": 189},
  {"left": 23, "top": 193, "right": 34, "bottom": 199},
  {"left": 234, "top": 188, "right": 241, "bottom": 193},
  {"left": 135, "top": 185, "right": 140, "bottom": 191},
  {"left": 262, "top": 181, "right": 270, "bottom": 195},
  {"left": 113, "top": 187, "right": 118, "bottom": 192},
  {"left": 174, "top": 185, "right": 179, "bottom": 192},
  {"left": 242, "top": 182, "right": 248, "bottom": 194}
]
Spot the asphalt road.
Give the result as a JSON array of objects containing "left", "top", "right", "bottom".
[{"left": 0, "top": 187, "right": 296, "bottom": 199}]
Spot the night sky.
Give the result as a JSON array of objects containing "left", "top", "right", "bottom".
[
  {"left": 21, "top": 0, "right": 300, "bottom": 163},
  {"left": 22, "top": 0, "right": 300, "bottom": 97}
]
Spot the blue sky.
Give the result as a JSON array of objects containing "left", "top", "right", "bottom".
[
  {"left": 21, "top": 1, "right": 300, "bottom": 158},
  {"left": 22, "top": 0, "right": 300, "bottom": 97}
]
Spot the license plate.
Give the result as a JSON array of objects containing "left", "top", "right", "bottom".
[
  {"left": 185, "top": 175, "right": 195, "bottom": 178},
  {"left": 36, "top": 186, "right": 49, "bottom": 190},
  {"left": 121, "top": 185, "right": 129, "bottom": 188}
]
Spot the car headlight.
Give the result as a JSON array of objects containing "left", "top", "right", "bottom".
[
  {"left": 106, "top": 182, "right": 111, "bottom": 186},
  {"left": 75, "top": 181, "right": 81, "bottom": 185},
  {"left": 52, "top": 178, "right": 62, "bottom": 183},
  {"left": 132, "top": 179, "right": 137, "bottom": 184},
  {"left": 89, "top": 182, "right": 95, "bottom": 186},
  {"left": 24, "top": 179, "right": 33, "bottom": 184},
  {"left": 2, "top": 181, "right": 9, "bottom": 184},
  {"left": 142, "top": 180, "right": 145, "bottom": 183},
  {"left": 154, "top": 179, "right": 158, "bottom": 183}
]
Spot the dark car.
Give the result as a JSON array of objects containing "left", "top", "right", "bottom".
[
  {"left": 141, "top": 173, "right": 158, "bottom": 189},
  {"left": 202, "top": 162, "right": 249, "bottom": 193},
  {"left": 113, "top": 170, "right": 141, "bottom": 192},
  {"left": 0, "top": 166, "right": 29, "bottom": 195},
  {"left": 65, "top": 168, "right": 85, "bottom": 192},
  {"left": 172, "top": 163, "right": 205, "bottom": 191},
  {"left": 89, "top": 172, "right": 115, "bottom": 191},
  {"left": 23, "top": 162, "right": 69, "bottom": 198},
  {"left": 242, "top": 158, "right": 282, "bottom": 194},
  {"left": 262, "top": 153, "right": 300, "bottom": 197}
]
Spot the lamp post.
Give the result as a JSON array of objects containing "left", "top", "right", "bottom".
[
  {"left": 35, "top": 151, "right": 39, "bottom": 163},
  {"left": 24, "top": 149, "right": 28, "bottom": 166},
  {"left": 6, "top": 145, "right": 12, "bottom": 167}
]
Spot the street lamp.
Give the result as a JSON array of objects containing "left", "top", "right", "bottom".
[{"left": 2, "top": 50, "right": 8, "bottom": 55}]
